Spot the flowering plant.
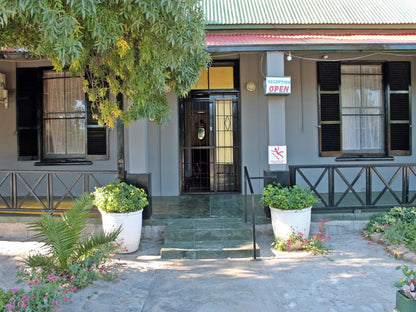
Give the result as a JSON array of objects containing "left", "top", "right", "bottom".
[
  {"left": 272, "top": 219, "right": 332, "bottom": 254},
  {"left": 395, "top": 265, "right": 416, "bottom": 300}
]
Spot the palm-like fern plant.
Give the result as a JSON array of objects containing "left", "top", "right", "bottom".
[{"left": 25, "top": 193, "right": 120, "bottom": 273}]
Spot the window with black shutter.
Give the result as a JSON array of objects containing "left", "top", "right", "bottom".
[
  {"left": 16, "top": 68, "right": 108, "bottom": 162},
  {"left": 386, "top": 62, "right": 411, "bottom": 155},
  {"left": 16, "top": 68, "right": 42, "bottom": 160},
  {"left": 318, "top": 62, "right": 341, "bottom": 156},
  {"left": 317, "top": 61, "right": 411, "bottom": 158}
]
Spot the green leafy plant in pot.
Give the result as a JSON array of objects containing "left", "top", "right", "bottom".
[
  {"left": 260, "top": 184, "right": 319, "bottom": 240},
  {"left": 93, "top": 179, "right": 148, "bottom": 253}
]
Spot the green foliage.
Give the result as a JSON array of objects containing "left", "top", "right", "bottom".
[
  {"left": 364, "top": 207, "right": 416, "bottom": 252},
  {"left": 25, "top": 193, "right": 120, "bottom": 273},
  {"left": 1, "top": 275, "right": 64, "bottom": 312},
  {"left": 272, "top": 219, "right": 331, "bottom": 255},
  {"left": 0, "top": 0, "right": 211, "bottom": 127},
  {"left": 260, "top": 184, "right": 319, "bottom": 210},
  {"left": 92, "top": 179, "right": 148, "bottom": 213}
]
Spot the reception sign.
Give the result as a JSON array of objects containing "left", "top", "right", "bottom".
[
  {"left": 264, "top": 76, "right": 291, "bottom": 95},
  {"left": 268, "top": 145, "right": 287, "bottom": 165}
]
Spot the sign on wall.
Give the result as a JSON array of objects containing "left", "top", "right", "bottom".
[
  {"left": 264, "top": 76, "right": 291, "bottom": 95},
  {"left": 268, "top": 145, "right": 287, "bottom": 165}
]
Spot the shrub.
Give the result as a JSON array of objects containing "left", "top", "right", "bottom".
[
  {"left": 260, "top": 184, "right": 319, "bottom": 210},
  {"left": 364, "top": 207, "right": 416, "bottom": 252},
  {"left": 92, "top": 179, "right": 148, "bottom": 213}
]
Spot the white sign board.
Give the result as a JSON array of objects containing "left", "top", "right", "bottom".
[
  {"left": 264, "top": 76, "right": 291, "bottom": 95},
  {"left": 268, "top": 145, "right": 287, "bottom": 165}
]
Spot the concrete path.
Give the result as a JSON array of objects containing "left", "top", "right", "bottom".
[{"left": 0, "top": 230, "right": 405, "bottom": 312}]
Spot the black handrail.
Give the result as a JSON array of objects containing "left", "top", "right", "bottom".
[{"left": 244, "top": 166, "right": 257, "bottom": 259}]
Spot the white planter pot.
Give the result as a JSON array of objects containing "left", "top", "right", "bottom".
[
  {"left": 270, "top": 206, "right": 312, "bottom": 240},
  {"left": 99, "top": 209, "right": 143, "bottom": 253}
]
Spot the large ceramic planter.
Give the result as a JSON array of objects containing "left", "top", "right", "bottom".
[
  {"left": 270, "top": 206, "right": 312, "bottom": 240},
  {"left": 396, "top": 290, "right": 416, "bottom": 312},
  {"left": 99, "top": 209, "right": 143, "bottom": 253}
]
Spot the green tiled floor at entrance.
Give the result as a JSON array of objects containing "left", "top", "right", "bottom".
[{"left": 150, "top": 194, "right": 267, "bottom": 222}]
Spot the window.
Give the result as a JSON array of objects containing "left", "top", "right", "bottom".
[
  {"left": 317, "top": 61, "right": 411, "bottom": 157},
  {"left": 43, "top": 70, "right": 86, "bottom": 158},
  {"left": 16, "top": 68, "right": 108, "bottom": 162}
]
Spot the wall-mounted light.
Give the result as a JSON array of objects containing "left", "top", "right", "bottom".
[
  {"left": 0, "top": 73, "right": 8, "bottom": 109},
  {"left": 245, "top": 81, "right": 256, "bottom": 92},
  {"left": 286, "top": 52, "right": 292, "bottom": 62}
]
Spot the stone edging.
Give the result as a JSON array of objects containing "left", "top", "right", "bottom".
[{"left": 367, "top": 232, "right": 416, "bottom": 263}]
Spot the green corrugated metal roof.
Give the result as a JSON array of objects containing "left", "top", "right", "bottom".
[{"left": 201, "top": 0, "right": 416, "bottom": 26}]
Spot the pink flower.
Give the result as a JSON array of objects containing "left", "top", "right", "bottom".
[
  {"left": 63, "top": 297, "right": 68, "bottom": 302},
  {"left": 327, "top": 235, "right": 331, "bottom": 240},
  {"left": 315, "top": 219, "right": 318, "bottom": 222},
  {"left": 11, "top": 288, "right": 18, "bottom": 293},
  {"left": 32, "top": 295, "right": 36, "bottom": 299},
  {"left": 21, "top": 296, "right": 29, "bottom": 302},
  {"left": 72, "top": 287, "right": 77, "bottom": 292},
  {"left": 34, "top": 279, "right": 38, "bottom": 286},
  {"left": 324, "top": 219, "right": 329, "bottom": 222},
  {"left": 48, "top": 275, "right": 57, "bottom": 281},
  {"left": 44, "top": 296, "right": 48, "bottom": 299},
  {"left": 52, "top": 301, "right": 58, "bottom": 306},
  {"left": 65, "top": 290, "right": 69, "bottom": 294},
  {"left": 21, "top": 303, "right": 27, "bottom": 308}
]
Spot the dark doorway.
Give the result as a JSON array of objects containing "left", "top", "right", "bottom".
[{"left": 179, "top": 92, "right": 240, "bottom": 193}]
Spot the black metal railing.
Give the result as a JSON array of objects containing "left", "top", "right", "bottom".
[
  {"left": 244, "top": 166, "right": 257, "bottom": 259},
  {"left": 244, "top": 166, "right": 280, "bottom": 260},
  {"left": 290, "top": 163, "right": 416, "bottom": 212},
  {"left": 0, "top": 170, "right": 117, "bottom": 213}
]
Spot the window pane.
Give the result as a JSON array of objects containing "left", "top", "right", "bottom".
[
  {"left": 43, "top": 70, "right": 86, "bottom": 158},
  {"left": 66, "top": 117, "right": 85, "bottom": 154},
  {"left": 65, "top": 77, "right": 85, "bottom": 112},
  {"left": 44, "top": 118, "right": 66, "bottom": 155},
  {"left": 216, "top": 99, "right": 233, "bottom": 164},
  {"left": 43, "top": 71, "right": 65, "bottom": 113},
  {"left": 341, "top": 64, "right": 384, "bottom": 153},
  {"left": 209, "top": 67, "right": 234, "bottom": 89}
]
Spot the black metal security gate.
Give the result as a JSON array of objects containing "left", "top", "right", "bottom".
[{"left": 179, "top": 91, "right": 240, "bottom": 193}]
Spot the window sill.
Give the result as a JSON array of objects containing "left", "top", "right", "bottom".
[
  {"left": 336, "top": 156, "right": 394, "bottom": 162},
  {"left": 35, "top": 159, "right": 92, "bottom": 166}
]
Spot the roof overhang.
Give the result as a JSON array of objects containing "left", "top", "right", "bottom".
[{"left": 206, "top": 31, "right": 416, "bottom": 53}]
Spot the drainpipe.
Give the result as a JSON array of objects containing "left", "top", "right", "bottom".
[{"left": 116, "top": 93, "right": 125, "bottom": 181}]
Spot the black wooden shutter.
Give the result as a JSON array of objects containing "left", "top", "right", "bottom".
[
  {"left": 86, "top": 78, "right": 108, "bottom": 157},
  {"left": 386, "top": 62, "right": 411, "bottom": 156},
  {"left": 16, "top": 68, "right": 41, "bottom": 160},
  {"left": 317, "top": 62, "right": 341, "bottom": 156},
  {"left": 87, "top": 109, "right": 107, "bottom": 156}
]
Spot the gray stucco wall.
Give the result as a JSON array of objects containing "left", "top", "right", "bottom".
[{"left": 3, "top": 52, "right": 416, "bottom": 197}]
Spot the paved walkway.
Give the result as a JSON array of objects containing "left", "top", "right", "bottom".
[{"left": 0, "top": 229, "right": 406, "bottom": 312}]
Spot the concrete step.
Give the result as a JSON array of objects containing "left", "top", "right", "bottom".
[{"left": 160, "top": 218, "right": 259, "bottom": 259}]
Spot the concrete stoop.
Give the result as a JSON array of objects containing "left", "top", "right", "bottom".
[{"left": 160, "top": 218, "right": 260, "bottom": 259}]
